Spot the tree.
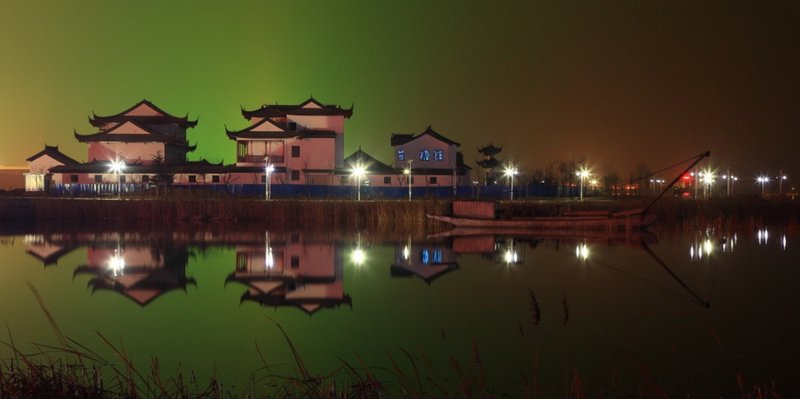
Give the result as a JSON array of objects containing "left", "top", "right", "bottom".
[{"left": 150, "top": 152, "right": 174, "bottom": 197}]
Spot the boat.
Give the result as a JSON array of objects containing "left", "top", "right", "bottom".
[
  {"left": 427, "top": 208, "right": 656, "bottom": 232},
  {"left": 428, "top": 151, "right": 711, "bottom": 232}
]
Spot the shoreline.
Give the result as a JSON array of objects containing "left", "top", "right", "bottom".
[{"left": 1, "top": 196, "right": 798, "bottom": 232}]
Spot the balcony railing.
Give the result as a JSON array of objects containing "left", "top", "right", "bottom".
[{"left": 238, "top": 155, "right": 284, "bottom": 164}]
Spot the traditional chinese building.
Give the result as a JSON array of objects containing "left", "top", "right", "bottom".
[
  {"left": 391, "top": 126, "right": 471, "bottom": 188},
  {"left": 24, "top": 145, "right": 80, "bottom": 191},
  {"left": 226, "top": 97, "right": 352, "bottom": 185}
]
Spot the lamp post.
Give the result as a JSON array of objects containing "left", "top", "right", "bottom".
[
  {"left": 109, "top": 159, "right": 126, "bottom": 199},
  {"left": 779, "top": 170, "right": 788, "bottom": 195},
  {"left": 577, "top": 168, "right": 590, "bottom": 201},
  {"left": 504, "top": 165, "right": 518, "bottom": 200},
  {"left": 264, "top": 156, "right": 274, "bottom": 200},
  {"left": 352, "top": 163, "right": 366, "bottom": 201},
  {"left": 701, "top": 169, "right": 715, "bottom": 199},
  {"left": 757, "top": 176, "right": 769, "bottom": 198},
  {"left": 403, "top": 160, "right": 413, "bottom": 201}
]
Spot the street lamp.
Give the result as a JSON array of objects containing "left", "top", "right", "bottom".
[
  {"left": 352, "top": 163, "right": 367, "bottom": 201},
  {"left": 503, "top": 165, "right": 518, "bottom": 200},
  {"left": 576, "top": 168, "right": 590, "bottom": 201},
  {"left": 403, "top": 160, "right": 413, "bottom": 201},
  {"left": 701, "top": 169, "right": 715, "bottom": 199},
  {"left": 109, "top": 159, "right": 126, "bottom": 199},
  {"left": 757, "top": 176, "right": 769, "bottom": 197},
  {"left": 779, "top": 171, "right": 788, "bottom": 194},
  {"left": 264, "top": 156, "right": 274, "bottom": 200}
]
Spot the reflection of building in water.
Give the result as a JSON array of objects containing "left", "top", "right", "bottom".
[
  {"left": 74, "top": 243, "right": 195, "bottom": 306},
  {"left": 390, "top": 239, "right": 458, "bottom": 284},
  {"left": 226, "top": 232, "right": 351, "bottom": 315},
  {"left": 24, "top": 234, "right": 77, "bottom": 266}
]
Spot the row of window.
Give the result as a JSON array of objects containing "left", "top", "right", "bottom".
[
  {"left": 85, "top": 175, "right": 223, "bottom": 183},
  {"left": 397, "top": 149, "right": 445, "bottom": 161}
]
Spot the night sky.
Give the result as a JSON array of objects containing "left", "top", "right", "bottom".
[{"left": 1, "top": 1, "right": 798, "bottom": 180}]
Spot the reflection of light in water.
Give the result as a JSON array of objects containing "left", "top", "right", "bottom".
[
  {"left": 402, "top": 245, "right": 410, "bottom": 261},
  {"left": 503, "top": 239, "right": 518, "bottom": 265},
  {"left": 575, "top": 243, "right": 589, "bottom": 261},
  {"left": 108, "top": 249, "right": 125, "bottom": 277},
  {"left": 782, "top": 234, "right": 787, "bottom": 250},
  {"left": 690, "top": 238, "right": 714, "bottom": 260},
  {"left": 504, "top": 249, "right": 518, "bottom": 264},
  {"left": 757, "top": 229, "right": 769, "bottom": 245},
  {"left": 264, "top": 231, "right": 273, "bottom": 270},
  {"left": 351, "top": 248, "right": 366, "bottom": 266}
]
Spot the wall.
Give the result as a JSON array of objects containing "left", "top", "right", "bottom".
[
  {"left": 393, "top": 135, "right": 457, "bottom": 169},
  {"left": 88, "top": 142, "right": 166, "bottom": 165}
]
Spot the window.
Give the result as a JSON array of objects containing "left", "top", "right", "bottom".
[
  {"left": 94, "top": 175, "right": 102, "bottom": 183},
  {"left": 430, "top": 176, "right": 438, "bottom": 184},
  {"left": 397, "top": 150, "right": 405, "bottom": 161},
  {"left": 383, "top": 176, "right": 391, "bottom": 184},
  {"left": 141, "top": 175, "right": 150, "bottom": 183},
  {"left": 211, "top": 175, "right": 220, "bottom": 183},
  {"left": 419, "top": 150, "right": 430, "bottom": 161},
  {"left": 291, "top": 255, "right": 300, "bottom": 268},
  {"left": 188, "top": 175, "right": 197, "bottom": 183},
  {"left": 434, "top": 150, "right": 444, "bottom": 161},
  {"left": 291, "top": 170, "right": 300, "bottom": 181},
  {"left": 291, "top": 146, "right": 300, "bottom": 158},
  {"left": 70, "top": 175, "right": 79, "bottom": 183}
]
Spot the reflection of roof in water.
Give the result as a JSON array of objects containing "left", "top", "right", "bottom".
[
  {"left": 77, "top": 264, "right": 196, "bottom": 307},
  {"left": 226, "top": 271, "right": 351, "bottom": 315},
  {"left": 390, "top": 262, "right": 459, "bottom": 284}
]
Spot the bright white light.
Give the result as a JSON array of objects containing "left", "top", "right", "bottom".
[
  {"left": 108, "top": 251, "right": 125, "bottom": 277},
  {"left": 503, "top": 165, "right": 518, "bottom": 178},
  {"left": 576, "top": 243, "right": 589, "bottom": 261},
  {"left": 504, "top": 249, "right": 518, "bottom": 264},
  {"left": 758, "top": 229, "right": 769, "bottom": 245},
  {"left": 782, "top": 234, "right": 787, "bottom": 250},
  {"left": 757, "top": 176, "right": 770, "bottom": 183},
  {"left": 703, "top": 239, "right": 713, "bottom": 256},
  {"left": 351, "top": 163, "right": 367, "bottom": 179},
  {"left": 402, "top": 245, "right": 410, "bottom": 261},
  {"left": 576, "top": 168, "right": 590, "bottom": 179},
  {"left": 351, "top": 248, "right": 366, "bottom": 266},
  {"left": 403, "top": 168, "right": 411, "bottom": 175},
  {"left": 265, "top": 164, "right": 275, "bottom": 174},
  {"left": 109, "top": 160, "right": 126, "bottom": 174}
]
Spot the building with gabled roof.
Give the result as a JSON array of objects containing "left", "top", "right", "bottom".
[
  {"left": 226, "top": 97, "right": 352, "bottom": 186},
  {"left": 390, "top": 126, "right": 471, "bottom": 189},
  {"left": 24, "top": 145, "right": 81, "bottom": 191},
  {"left": 76, "top": 99, "right": 197, "bottom": 165}
]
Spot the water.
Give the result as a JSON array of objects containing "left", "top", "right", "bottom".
[{"left": 0, "top": 227, "right": 798, "bottom": 396}]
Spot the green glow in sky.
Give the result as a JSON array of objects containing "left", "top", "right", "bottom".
[{"left": 1, "top": 1, "right": 798, "bottom": 175}]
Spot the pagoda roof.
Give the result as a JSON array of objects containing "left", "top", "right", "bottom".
[
  {"left": 240, "top": 291, "right": 353, "bottom": 315},
  {"left": 90, "top": 99, "right": 197, "bottom": 128},
  {"left": 390, "top": 126, "right": 460, "bottom": 147},
  {"left": 343, "top": 148, "right": 395, "bottom": 174},
  {"left": 477, "top": 158, "right": 502, "bottom": 169},
  {"left": 225, "top": 124, "right": 337, "bottom": 140},
  {"left": 50, "top": 159, "right": 233, "bottom": 174},
  {"left": 26, "top": 145, "right": 80, "bottom": 165},
  {"left": 75, "top": 121, "right": 194, "bottom": 147},
  {"left": 241, "top": 97, "right": 353, "bottom": 119},
  {"left": 390, "top": 262, "right": 459, "bottom": 285},
  {"left": 478, "top": 143, "right": 503, "bottom": 155}
]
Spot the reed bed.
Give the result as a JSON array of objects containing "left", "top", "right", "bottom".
[{"left": 1, "top": 196, "right": 798, "bottom": 236}]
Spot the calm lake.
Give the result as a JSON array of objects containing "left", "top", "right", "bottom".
[{"left": 0, "top": 226, "right": 797, "bottom": 397}]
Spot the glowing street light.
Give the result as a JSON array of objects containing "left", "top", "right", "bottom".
[
  {"left": 403, "top": 160, "right": 413, "bottom": 201},
  {"left": 264, "top": 156, "right": 275, "bottom": 200},
  {"left": 576, "top": 168, "right": 590, "bottom": 201},
  {"left": 109, "top": 159, "right": 126, "bottom": 199},
  {"left": 779, "top": 171, "right": 788, "bottom": 194},
  {"left": 351, "top": 163, "right": 367, "bottom": 201},
  {"left": 503, "top": 165, "right": 518, "bottom": 200},
  {"left": 757, "top": 176, "right": 770, "bottom": 197},
  {"left": 721, "top": 170, "right": 738, "bottom": 197},
  {"left": 700, "top": 169, "right": 716, "bottom": 198}
]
